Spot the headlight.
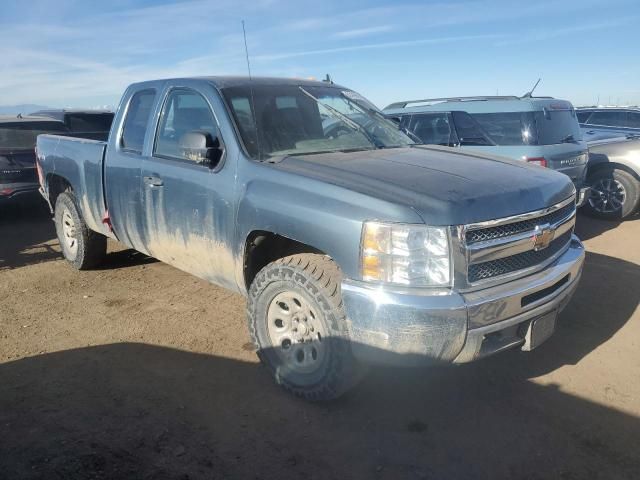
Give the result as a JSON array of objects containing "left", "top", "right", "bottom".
[{"left": 361, "top": 222, "right": 452, "bottom": 287}]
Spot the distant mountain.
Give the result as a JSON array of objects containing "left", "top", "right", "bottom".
[{"left": 0, "top": 104, "right": 52, "bottom": 115}]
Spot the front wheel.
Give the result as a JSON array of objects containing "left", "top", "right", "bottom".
[
  {"left": 247, "top": 254, "right": 363, "bottom": 401},
  {"left": 585, "top": 168, "right": 640, "bottom": 220},
  {"left": 54, "top": 192, "right": 107, "bottom": 269}
]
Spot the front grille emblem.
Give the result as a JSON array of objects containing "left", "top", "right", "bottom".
[{"left": 532, "top": 223, "right": 554, "bottom": 251}]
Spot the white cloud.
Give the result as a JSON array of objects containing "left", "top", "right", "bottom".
[
  {"left": 253, "top": 34, "right": 506, "bottom": 61},
  {"left": 331, "top": 25, "right": 394, "bottom": 39}
]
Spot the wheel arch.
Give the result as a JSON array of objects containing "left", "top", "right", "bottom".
[
  {"left": 242, "top": 230, "right": 328, "bottom": 291},
  {"left": 46, "top": 173, "right": 73, "bottom": 209},
  {"left": 588, "top": 161, "right": 640, "bottom": 183}
]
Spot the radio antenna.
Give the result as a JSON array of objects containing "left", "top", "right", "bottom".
[
  {"left": 521, "top": 78, "right": 541, "bottom": 99},
  {"left": 241, "top": 20, "right": 263, "bottom": 160}
]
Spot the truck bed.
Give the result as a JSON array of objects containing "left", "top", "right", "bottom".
[{"left": 37, "top": 134, "right": 110, "bottom": 236}]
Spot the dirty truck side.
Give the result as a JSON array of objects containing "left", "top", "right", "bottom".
[{"left": 36, "top": 77, "right": 585, "bottom": 400}]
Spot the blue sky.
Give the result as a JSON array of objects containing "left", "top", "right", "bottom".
[{"left": 1, "top": 0, "right": 639, "bottom": 109}]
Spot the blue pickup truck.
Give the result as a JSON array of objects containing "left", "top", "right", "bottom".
[{"left": 37, "top": 77, "right": 585, "bottom": 400}]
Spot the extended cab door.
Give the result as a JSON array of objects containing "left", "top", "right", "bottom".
[
  {"left": 140, "top": 85, "right": 238, "bottom": 290},
  {"left": 104, "top": 87, "right": 158, "bottom": 254}
]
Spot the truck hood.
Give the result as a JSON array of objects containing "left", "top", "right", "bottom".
[{"left": 271, "top": 146, "right": 575, "bottom": 225}]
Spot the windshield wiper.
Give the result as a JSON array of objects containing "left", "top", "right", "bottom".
[
  {"left": 298, "top": 87, "right": 381, "bottom": 149},
  {"left": 265, "top": 147, "right": 375, "bottom": 163},
  {"left": 560, "top": 134, "right": 576, "bottom": 143},
  {"left": 339, "top": 93, "right": 423, "bottom": 146}
]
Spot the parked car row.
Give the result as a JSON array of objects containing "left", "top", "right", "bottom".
[
  {"left": 0, "top": 110, "right": 113, "bottom": 205},
  {"left": 35, "top": 76, "right": 586, "bottom": 400}
]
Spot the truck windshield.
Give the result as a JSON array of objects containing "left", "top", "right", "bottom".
[
  {"left": 0, "top": 122, "right": 69, "bottom": 150},
  {"left": 221, "top": 84, "right": 415, "bottom": 159}
]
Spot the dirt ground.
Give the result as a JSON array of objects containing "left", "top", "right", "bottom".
[{"left": 0, "top": 200, "right": 638, "bottom": 480}]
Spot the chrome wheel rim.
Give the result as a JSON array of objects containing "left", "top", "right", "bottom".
[
  {"left": 266, "top": 291, "right": 327, "bottom": 374},
  {"left": 61, "top": 208, "right": 78, "bottom": 259},
  {"left": 589, "top": 178, "right": 627, "bottom": 214}
]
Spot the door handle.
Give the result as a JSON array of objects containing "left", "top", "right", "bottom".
[{"left": 143, "top": 175, "right": 164, "bottom": 187}]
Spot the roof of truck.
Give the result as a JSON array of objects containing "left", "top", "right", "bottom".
[{"left": 129, "top": 76, "right": 348, "bottom": 90}]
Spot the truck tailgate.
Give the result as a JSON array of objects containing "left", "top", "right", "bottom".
[{"left": 37, "top": 134, "right": 110, "bottom": 236}]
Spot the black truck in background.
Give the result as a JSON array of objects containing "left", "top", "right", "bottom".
[
  {"left": 0, "top": 115, "right": 70, "bottom": 204},
  {"left": 30, "top": 109, "right": 114, "bottom": 141}
]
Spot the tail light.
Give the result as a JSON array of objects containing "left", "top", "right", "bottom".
[{"left": 525, "top": 157, "right": 547, "bottom": 168}]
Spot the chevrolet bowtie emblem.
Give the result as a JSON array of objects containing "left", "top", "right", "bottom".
[{"left": 532, "top": 223, "right": 554, "bottom": 251}]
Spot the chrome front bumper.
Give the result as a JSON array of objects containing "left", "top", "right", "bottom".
[{"left": 342, "top": 235, "right": 585, "bottom": 366}]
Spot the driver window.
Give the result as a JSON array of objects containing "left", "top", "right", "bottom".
[{"left": 155, "top": 89, "right": 218, "bottom": 161}]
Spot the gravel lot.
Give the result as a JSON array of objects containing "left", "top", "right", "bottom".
[{"left": 1, "top": 201, "right": 638, "bottom": 479}]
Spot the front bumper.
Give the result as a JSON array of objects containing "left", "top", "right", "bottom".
[{"left": 342, "top": 235, "right": 585, "bottom": 366}]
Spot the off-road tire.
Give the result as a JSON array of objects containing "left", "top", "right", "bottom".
[
  {"left": 247, "top": 253, "right": 364, "bottom": 401},
  {"left": 585, "top": 167, "right": 640, "bottom": 220},
  {"left": 54, "top": 192, "right": 107, "bottom": 269}
]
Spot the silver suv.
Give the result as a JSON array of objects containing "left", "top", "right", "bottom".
[{"left": 385, "top": 96, "right": 590, "bottom": 206}]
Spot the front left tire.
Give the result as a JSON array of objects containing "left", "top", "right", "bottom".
[{"left": 247, "top": 253, "right": 364, "bottom": 401}]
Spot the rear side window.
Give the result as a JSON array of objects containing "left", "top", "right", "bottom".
[
  {"left": 471, "top": 112, "right": 537, "bottom": 146},
  {"left": 399, "top": 113, "right": 456, "bottom": 146},
  {"left": 625, "top": 112, "right": 640, "bottom": 128},
  {"left": 576, "top": 111, "right": 591, "bottom": 123},
  {"left": 586, "top": 111, "right": 625, "bottom": 127},
  {"left": 451, "top": 111, "right": 494, "bottom": 146},
  {"left": 121, "top": 89, "right": 156, "bottom": 154}
]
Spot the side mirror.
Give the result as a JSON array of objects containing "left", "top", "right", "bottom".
[{"left": 179, "top": 130, "right": 222, "bottom": 167}]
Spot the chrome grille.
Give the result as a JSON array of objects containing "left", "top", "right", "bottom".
[
  {"left": 462, "top": 197, "right": 576, "bottom": 286},
  {"left": 468, "top": 231, "right": 572, "bottom": 283},
  {"left": 466, "top": 202, "right": 575, "bottom": 244}
]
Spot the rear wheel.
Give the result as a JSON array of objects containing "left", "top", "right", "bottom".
[
  {"left": 247, "top": 254, "right": 363, "bottom": 401},
  {"left": 586, "top": 167, "right": 640, "bottom": 220},
  {"left": 54, "top": 192, "right": 107, "bottom": 269}
]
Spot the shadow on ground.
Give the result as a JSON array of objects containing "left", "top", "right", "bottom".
[
  {"left": 0, "top": 201, "right": 156, "bottom": 270},
  {"left": 0, "top": 199, "right": 58, "bottom": 269},
  {"left": 1, "top": 340, "right": 639, "bottom": 480},
  {"left": 575, "top": 209, "right": 640, "bottom": 241}
]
